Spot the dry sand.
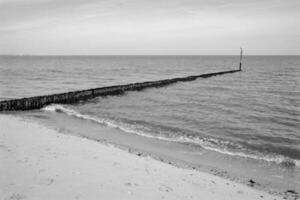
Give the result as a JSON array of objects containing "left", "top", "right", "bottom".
[{"left": 0, "top": 115, "right": 283, "bottom": 200}]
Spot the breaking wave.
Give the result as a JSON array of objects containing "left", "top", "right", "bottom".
[{"left": 43, "top": 104, "right": 300, "bottom": 167}]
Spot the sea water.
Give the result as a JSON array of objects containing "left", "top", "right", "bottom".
[{"left": 1, "top": 55, "right": 299, "bottom": 194}]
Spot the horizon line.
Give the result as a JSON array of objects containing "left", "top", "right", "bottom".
[{"left": 0, "top": 54, "right": 299, "bottom": 56}]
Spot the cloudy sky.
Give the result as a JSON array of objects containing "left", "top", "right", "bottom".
[{"left": 0, "top": 0, "right": 299, "bottom": 55}]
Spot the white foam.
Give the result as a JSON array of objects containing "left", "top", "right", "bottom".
[{"left": 43, "top": 104, "right": 300, "bottom": 167}]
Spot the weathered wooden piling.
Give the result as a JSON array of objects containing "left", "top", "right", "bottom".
[
  {"left": 239, "top": 48, "right": 243, "bottom": 71},
  {"left": 0, "top": 69, "right": 240, "bottom": 111}
]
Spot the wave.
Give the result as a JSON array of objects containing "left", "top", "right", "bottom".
[{"left": 43, "top": 104, "right": 300, "bottom": 167}]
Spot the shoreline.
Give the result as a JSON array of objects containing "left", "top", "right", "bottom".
[
  {"left": 20, "top": 108, "right": 299, "bottom": 197},
  {"left": 0, "top": 115, "right": 290, "bottom": 199}
]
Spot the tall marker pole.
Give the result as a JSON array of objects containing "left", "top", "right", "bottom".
[{"left": 239, "top": 47, "right": 243, "bottom": 71}]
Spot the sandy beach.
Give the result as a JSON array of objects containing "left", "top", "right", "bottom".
[
  {"left": 1, "top": 0, "right": 299, "bottom": 198},
  {"left": 0, "top": 115, "right": 285, "bottom": 200}
]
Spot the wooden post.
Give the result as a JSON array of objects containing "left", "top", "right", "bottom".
[
  {"left": 0, "top": 69, "right": 241, "bottom": 111},
  {"left": 239, "top": 47, "right": 243, "bottom": 71}
]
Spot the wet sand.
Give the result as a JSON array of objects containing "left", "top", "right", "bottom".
[{"left": 0, "top": 115, "right": 286, "bottom": 200}]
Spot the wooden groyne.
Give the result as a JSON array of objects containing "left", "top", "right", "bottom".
[{"left": 0, "top": 69, "right": 240, "bottom": 111}]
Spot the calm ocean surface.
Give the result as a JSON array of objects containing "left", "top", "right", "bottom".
[{"left": 1, "top": 55, "right": 299, "bottom": 192}]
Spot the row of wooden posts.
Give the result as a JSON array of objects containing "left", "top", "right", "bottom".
[{"left": 0, "top": 69, "right": 241, "bottom": 111}]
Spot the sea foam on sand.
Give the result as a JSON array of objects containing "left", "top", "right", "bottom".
[{"left": 0, "top": 115, "right": 283, "bottom": 200}]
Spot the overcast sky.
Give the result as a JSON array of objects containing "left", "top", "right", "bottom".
[{"left": 0, "top": 0, "right": 299, "bottom": 55}]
